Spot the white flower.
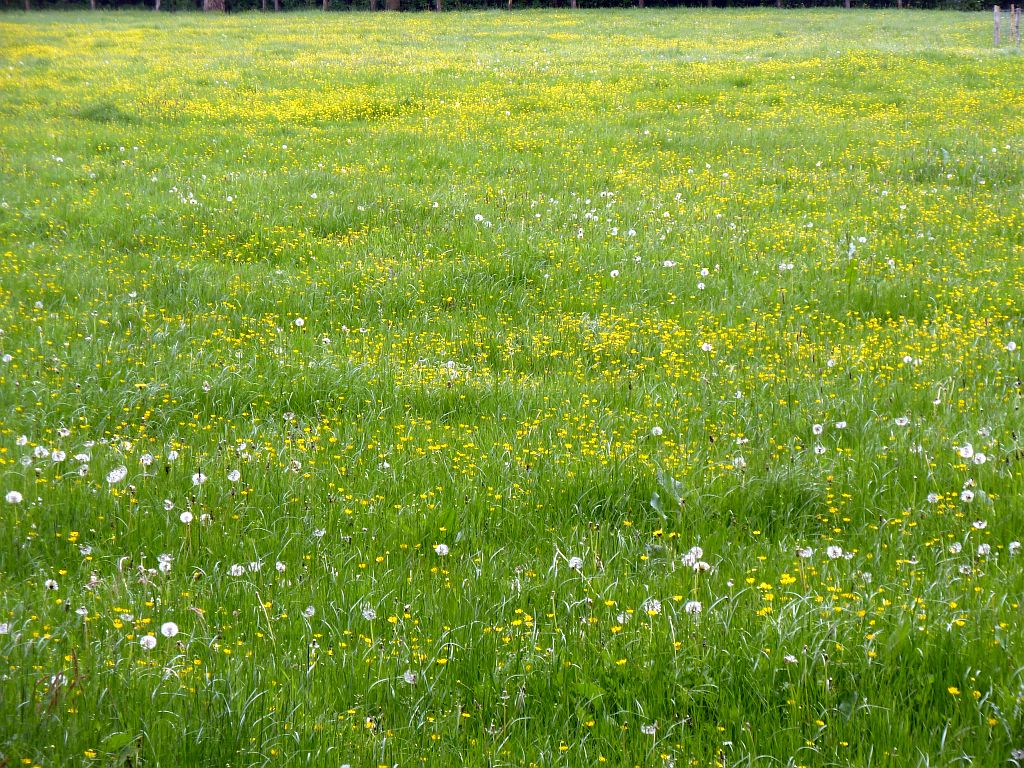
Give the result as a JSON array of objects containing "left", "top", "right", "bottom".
[
  {"left": 403, "top": 670, "right": 418, "bottom": 685},
  {"left": 684, "top": 600, "right": 702, "bottom": 615},
  {"left": 106, "top": 466, "right": 128, "bottom": 484},
  {"left": 160, "top": 622, "right": 179, "bottom": 638},
  {"left": 51, "top": 450, "right": 66, "bottom": 462},
  {"left": 973, "top": 453, "right": 987, "bottom": 465},
  {"left": 567, "top": 556, "right": 584, "bottom": 571},
  {"left": 44, "top": 579, "right": 58, "bottom": 590},
  {"left": 642, "top": 598, "right": 662, "bottom": 616},
  {"left": 275, "top": 561, "right": 287, "bottom": 572},
  {"left": 783, "top": 654, "right": 798, "bottom": 665},
  {"left": 1007, "top": 341, "right": 1017, "bottom": 352},
  {"left": 167, "top": 450, "right": 179, "bottom": 462},
  {"left": 835, "top": 421, "right": 847, "bottom": 429},
  {"left": 812, "top": 424, "right": 823, "bottom": 435},
  {"left": 140, "top": 635, "right": 157, "bottom": 650},
  {"left": 303, "top": 606, "right": 316, "bottom": 619},
  {"left": 361, "top": 605, "right": 377, "bottom": 621},
  {"left": 701, "top": 341, "right": 713, "bottom": 353},
  {"left": 957, "top": 443, "right": 974, "bottom": 460},
  {"left": 164, "top": 499, "right": 175, "bottom": 511},
  {"left": 894, "top": 417, "right": 910, "bottom": 427},
  {"left": 651, "top": 426, "right": 663, "bottom": 437},
  {"left": 294, "top": 317, "right": 305, "bottom": 328},
  {"left": 191, "top": 472, "right": 207, "bottom": 486},
  {"left": 227, "top": 469, "right": 241, "bottom": 482},
  {"left": 826, "top": 546, "right": 843, "bottom": 560},
  {"left": 5, "top": 491, "right": 22, "bottom": 505},
  {"left": 610, "top": 269, "right": 619, "bottom": 278},
  {"left": 733, "top": 456, "right": 746, "bottom": 470},
  {"left": 434, "top": 543, "right": 449, "bottom": 557},
  {"left": 927, "top": 493, "right": 939, "bottom": 504},
  {"left": 140, "top": 453, "right": 154, "bottom": 467},
  {"left": 1009, "top": 541, "right": 1020, "bottom": 555},
  {"left": 972, "top": 520, "right": 986, "bottom": 530},
  {"left": 0, "top": 623, "right": 10, "bottom": 634},
  {"left": 640, "top": 723, "right": 657, "bottom": 736},
  {"left": 796, "top": 547, "right": 814, "bottom": 559},
  {"left": 977, "top": 543, "right": 991, "bottom": 557},
  {"left": 229, "top": 564, "right": 245, "bottom": 576},
  {"left": 179, "top": 511, "right": 193, "bottom": 524},
  {"left": 948, "top": 542, "right": 962, "bottom": 554},
  {"left": 961, "top": 490, "right": 975, "bottom": 503},
  {"left": 814, "top": 445, "right": 826, "bottom": 455}
]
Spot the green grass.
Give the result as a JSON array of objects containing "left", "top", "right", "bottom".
[{"left": 0, "top": 8, "right": 1023, "bottom": 767}]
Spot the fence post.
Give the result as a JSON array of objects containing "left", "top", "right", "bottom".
[{"left": 995, "top": 6, "right": 1001, "bottom": 45}]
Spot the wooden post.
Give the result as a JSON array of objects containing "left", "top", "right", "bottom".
[
  {"left": 844, "top": 0, "right": 851, "bottom": 8},
  {"left": 995, "top": 6, "right": 1001, "bottom": 45},
  {"left": 322, "top": 0, "right": 328, "bottom": 10},
  {"left": 435, "top": 0, "right": 441, "bottom": 11},
  {"left": 570, "top": 0, "right": 577, "bottom": 8},
  {"left": 1015, "top": 5, "right": 1021, "bottom": 45},
  {"left": 155, "top": 0, "right": 161, "bottom": 10}
]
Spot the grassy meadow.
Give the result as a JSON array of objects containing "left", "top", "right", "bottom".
[{"left": 1, "top": 8, "right": 1023, "bottom": 767}]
